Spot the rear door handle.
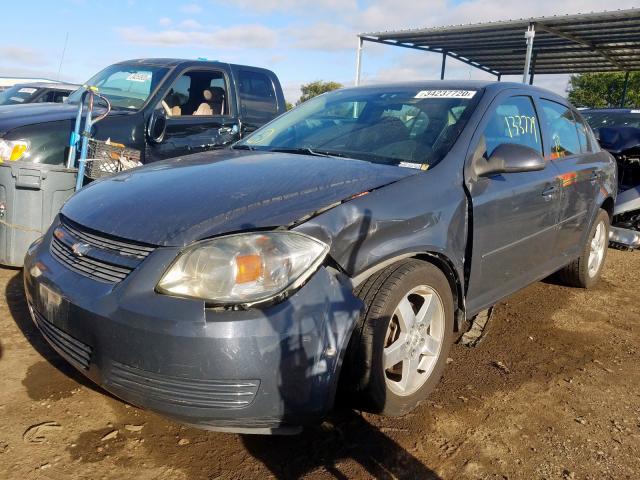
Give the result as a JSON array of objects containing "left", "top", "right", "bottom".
[{"left": 542, "top": 185, "right": 558, "bottom": 197}]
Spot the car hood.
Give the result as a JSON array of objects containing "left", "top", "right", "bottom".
[
  {"left": 0, "top": 102, "right": 119, "bottom": 135},
  {"left": 61, "top": 150, "right": 418, "bottom": 247}
]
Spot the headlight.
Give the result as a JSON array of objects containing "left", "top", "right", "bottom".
[
  {"left": 0, "top": 139, "right": 29, "bottom": 162},
  {"left": 157, "top": 232, "right": 329, "bottom": 306}
]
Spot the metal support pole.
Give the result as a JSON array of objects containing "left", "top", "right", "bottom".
[
  {"left": 522, "top": 23, "right": 535, "bottom": 84},
  {"left": 529, "top": 52, "right": 537, "bottom": 85},
  {"left": 355, "top": 36, "right": 363, "bottom": 86},
  {"left": 620, "top": 71, "right": 630, "bottom": 108},
  {"left": 440, "top": 52, "right": 447, "bottom": 80}
]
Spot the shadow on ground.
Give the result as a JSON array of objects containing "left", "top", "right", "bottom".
[
  {"left": 5, "top": 271, "right": 109, "bottom": 400},
  {"left": 242, "top": 409, "right": 440, "bottom": 479}
]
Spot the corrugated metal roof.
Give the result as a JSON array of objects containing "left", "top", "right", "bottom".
[{"left": 360, "top": 9, "right": 640, "bottom": 76}]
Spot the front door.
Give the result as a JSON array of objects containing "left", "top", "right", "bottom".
[
  {"left": 537, "top": 98, "right": 600, "bottom": 259},
  {"left": 146, "top": 68, "right": 240, "bottom": 162},
  {"left": 465, "top": 93, "right": 562, "bottom": 315}
]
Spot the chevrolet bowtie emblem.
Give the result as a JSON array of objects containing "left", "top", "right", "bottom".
[{"left": 71, "top": 242, "right": 90, "bottom": 257}]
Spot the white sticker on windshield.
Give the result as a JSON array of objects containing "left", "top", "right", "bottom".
[
  {"left": 398, "top": 161, "right": 423, "bottom": 170},
  {"left": 414, "top": 90, "right": 476, "bottom": 99},
  {"left": 126, "top": 72, "right": 151, "bottom": 82},
  {"left": 18, "top": 87, "right": 37, "bottom": 94},
  {"left": 631, "top": 109, "right": 640, "bottom": 114}
]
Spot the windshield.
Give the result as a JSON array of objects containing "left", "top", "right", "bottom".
[
  {"left": 583, "top": 111, "right": 640, "bottom": 130},
  {"left": 235, "top": 87, "right": 481, "bottom": 168},
  {"left": 0, "top": 85, "right": 41, "bottom": 105},
  {"left": 67, "top": 63, "right": 170, "bottom": 110}
]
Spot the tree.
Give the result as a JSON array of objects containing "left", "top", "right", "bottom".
[
  {"left": 285, "top": 101, "right": 294, "bottom": 111},
  {"left": 297, "top": 80, "right": 342, "bottom": 105},
  {"left": 567, "top": 72, "right": 640, "bottom": 108}
]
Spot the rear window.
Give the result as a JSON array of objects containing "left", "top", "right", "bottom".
[{"left": 237, "top": 70, "right": 278, "bottom": 127}]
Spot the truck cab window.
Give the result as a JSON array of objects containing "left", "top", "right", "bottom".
[
  {"left": 162, "top": 70, "right": 228, "bottom": 117},
  {"left": 237, "top": 70, "right": 277, "bottom": 127}
]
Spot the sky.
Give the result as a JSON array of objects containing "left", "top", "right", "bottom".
[{"left": 1, "top": 0, "right": 638, "bottom": 103}]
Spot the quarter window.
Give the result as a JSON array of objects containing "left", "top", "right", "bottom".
[
  {"left": 575, "top": 116, "right": 592, "bottom": 153},
  {"left": 540, "top": 99, "right": 581, "bottom": 159},
  {"left": 480, "top": 96, "right": 542, "bottom": 158}
]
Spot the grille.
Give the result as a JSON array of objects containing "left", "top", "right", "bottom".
[
  {"left": 108, "top": 361, "right": 260, "bottom": 409},
  {"left": 49, "top": 217, "right": 155, "bottom": 284},
  {"left": 50, "top": 236, "right": 132, "bottom": 283},
  {"left": 30, "top": 306, "right": 92, "bottom": 371},
  {"left": 61, "top": 217, "right": 154, "bottom": 260}
]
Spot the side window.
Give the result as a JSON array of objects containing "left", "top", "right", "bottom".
[
  {"left": 480, "top": 96, "right": 542, "bottom": 158},
  {"left": 162, "top": 70, "right": 228, "bottom": 117},
  {"left": 540, "top": 99, "right": 581, "bottom": 159},
  {"left": 237, "top": 70, "right": 278, "bottom": 126}
]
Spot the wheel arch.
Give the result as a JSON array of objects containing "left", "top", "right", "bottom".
[
  {"left": 350, "top": 251, "right": 466, "bottom": 332},
  {"left": 601, "top": 196, "right": 614, "bottom": 220}
]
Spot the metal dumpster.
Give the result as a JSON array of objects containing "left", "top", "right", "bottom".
[{"left": 0, "top": 161, "right": 77, "bottom": 267}]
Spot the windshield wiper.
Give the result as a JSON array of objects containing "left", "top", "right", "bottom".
[
  {"left": 232, "top": 144, "right": 255, "bottom": 150},
  {"left": 267, "top": 147, "right": 349, "bottom": 158}
]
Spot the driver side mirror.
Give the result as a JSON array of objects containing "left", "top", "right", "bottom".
[
  {"left": 147, "top": 111, "right": 167, "bottom": 144},
  {"left": 476, "top": 143, "right": 546, "bottom": 177}
]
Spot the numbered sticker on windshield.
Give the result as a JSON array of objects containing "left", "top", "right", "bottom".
[
  {"left": 18, "top": 88, "right": 37, "bottom": 94},
  {"left": 414, "top": 90, "right": 476, "bottom": 99},
  {"left": 126, "top": 72, "right": 152, "bottom": 82}
]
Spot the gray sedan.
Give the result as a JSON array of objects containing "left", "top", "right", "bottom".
[{"left": 23, "top": 81, "right": 616, "bottom": 434}]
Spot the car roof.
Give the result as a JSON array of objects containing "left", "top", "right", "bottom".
[
  {"left": 113, "top": 58, "right": 276, "bottom": 73},
  {"left": 13, "top": 82, "right": 80, "bottom": 91},
  {"left": 581, "top": 108, "right": 640, "bottom": 114},
  {"left": 339, "top": 80, "right": 567, "bottom": 102}
]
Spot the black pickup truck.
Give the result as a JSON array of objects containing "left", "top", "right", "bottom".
[{"left": 0, "top": 58, "right": 286, "bottom": 165}]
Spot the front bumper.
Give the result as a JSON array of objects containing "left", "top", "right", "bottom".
[{"left": 23, "top": 226, "right": 362, "bottom": 433}]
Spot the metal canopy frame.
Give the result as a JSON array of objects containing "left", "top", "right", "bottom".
[{"left": 355, "top": 8, "right": 639, "bottom": 106}]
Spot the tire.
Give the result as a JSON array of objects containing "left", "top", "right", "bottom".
[
  {"left": 559, "top": 208, "right": 610, "bottom": 288},
  {"left": 344, "top": 259, "right": 454, "bottom": 416}
]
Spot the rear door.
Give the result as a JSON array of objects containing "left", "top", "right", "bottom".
[
  {"left": 232, "top": 67, "right": 284, "bottom": 135},
  {"left": 146, "top": 67, "right": 240, "bottom": 161},
  {"left": 465, "top": 92, "right": 562, "bottom": 314},
  {"left": 537, "top": 98, "right": 600, "bottom": 259}
]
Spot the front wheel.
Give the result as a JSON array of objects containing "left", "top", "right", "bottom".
[
  {"left": 559, "top": 208, "right": 610, "bottom": 288},
  {"left": 344, "top": 260, "right": 454, "bottom": 416}
]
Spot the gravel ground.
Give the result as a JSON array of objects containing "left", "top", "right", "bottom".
[{"left": 0, "top": 249, "right": 638, "bottom": 479}]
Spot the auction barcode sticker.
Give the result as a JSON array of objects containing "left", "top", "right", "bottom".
[{"left": 415, "top": 90, "right": 476, "bottom": 99}]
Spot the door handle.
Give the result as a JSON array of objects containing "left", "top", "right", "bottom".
[
  {"left": 542, "top": 185, "right": 558, "bottom": 197},
  {"left": 218, "top": 125, "right": 238, "bottom": 135}
]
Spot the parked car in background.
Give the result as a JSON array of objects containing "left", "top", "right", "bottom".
[
  {"left": 583, "top": 109, "right": 640, "bottom": 249},
  {"left": 0, "top": 77, "right": 57, "bottom": 92},
  {"left": 24, "top": 81, "right": 616, "bottom": 434},
  {"left": 582, "top": 108, "right": 640, "bottom": 137},
  {"left": 0, "top": 82, "right": 79, "bottom": 106},
  {"left": 0, "top": 58, "right": 285, "bottom": 165}
]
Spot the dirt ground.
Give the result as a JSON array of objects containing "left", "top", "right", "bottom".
[{"left": 0, "top": 249, "right": 638, "bottom": 480}]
